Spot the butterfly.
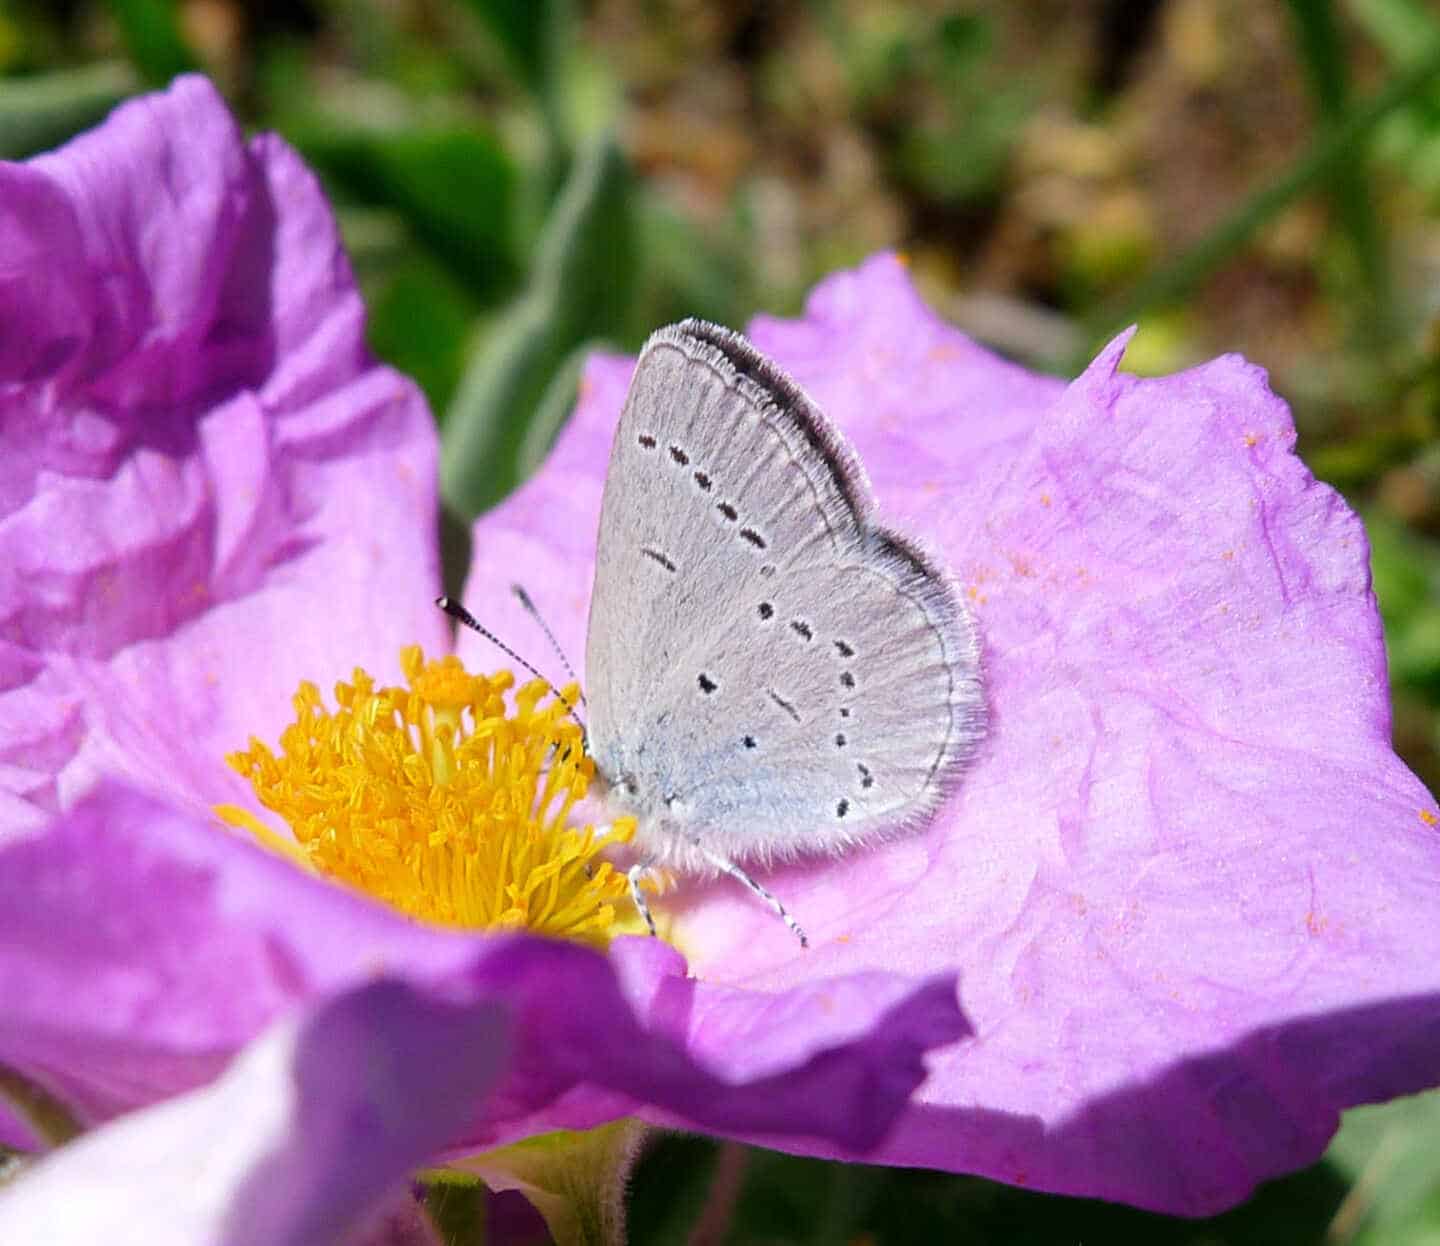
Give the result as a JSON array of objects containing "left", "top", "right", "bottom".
[{"left": 446, "top": 320, "right": 984, "bottom": 946}]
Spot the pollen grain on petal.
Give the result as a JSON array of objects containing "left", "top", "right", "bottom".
[{"left": 223, "top": 646, "right": 637, "bottom": 946}]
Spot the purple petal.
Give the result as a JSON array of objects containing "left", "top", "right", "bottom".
[
  {"left": 0, "top": 980, "right": 509, "bottom": 1246},
  {"left": 0, "top": 781, "right": 967, "bottom": 1157},
  {"left": 468, "top": 933, "right": 966, "bottom": 1152},
  {"left": 749, "top": 254, "right": 1065, "bottom": 473},
  {"left": 0, "top": 76, "right": 446, "bottom": 835},
  {"left": 465, "top": 253, "right": 1440, "bottom": 1212}
]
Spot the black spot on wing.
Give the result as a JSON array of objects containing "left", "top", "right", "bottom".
[{"left": 768, "top": 690, "right": 801, "bottom": 722}]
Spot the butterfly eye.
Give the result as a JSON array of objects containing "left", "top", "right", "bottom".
[{"left": 622, "top": 775, "right": 640, "bottom": 797}]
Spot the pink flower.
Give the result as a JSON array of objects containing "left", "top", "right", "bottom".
[
  {"left": 0, "top": 77, "right": 964, "bottom": 1238},
  {"left": 469, "top": 263, "right": 1440, "bottom": 1211},
  {"left": 2, "top": 72, "right": 1438, "bottom": 1237},
  {"left": 0, "top": 979, "right": 510, "bottom": 1246}
]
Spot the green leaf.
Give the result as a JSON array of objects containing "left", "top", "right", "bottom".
[
  {"left": 457, "top": 0, "right": 558, "bottom": 96},
  {"left": 440, "top": 131, "right": 635, "bottom": 520},
  {"left": 456, "top": 0, "right": 578, "bottom": 165},
  {"left": 422, "top": 1177, "right": 489, "bottom": 1246},
  {"left": 1348, "top": 0, "right": 1440, "bottom": 197},
  {"left": 449, "top": 1121, "right": 648, "bottom": 1246},
  {"left": 1307, "top": 432, "right": 1426, "bottom": 491},
  {"left": 365, "top": 254, "right": 477, "bottom": 418},
  {"left": 1351, "top": 0, "right": 1440, "bottom": 64},
  {"left": 1366, "top": 511, "right": 1440, "bottom": 697},
  {"left": 103, "top": 0, "right": 198, "bottom": 86},
  {"left": 1324, "top": 1092, "right": 1440, "bottom": 1244},
  {"left": 294, "top": 123, "right": 519, "bottom": 301},
  {"left": 628, "top": 1136, "right": 1352, "bottom": 1244},
  {"left": 0, "top": 62, "right": 139, "bottom": 159},
  {"left": 1079, "top": 34, "right": 1440, "bottom": 363},
  {"left": 1283, "top": 0, "right": 1391, "bottom": 337},
  {"left": 628, "top": 193, "right": 748, "bottom": 339}
]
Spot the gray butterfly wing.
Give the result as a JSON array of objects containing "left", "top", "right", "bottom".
[{"left": 585, "top": 319, "right": 983, "bottom": 868}]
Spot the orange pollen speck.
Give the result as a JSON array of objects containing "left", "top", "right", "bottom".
[{"left": 219, "top": 646, "right": 637, "bottom": 946}]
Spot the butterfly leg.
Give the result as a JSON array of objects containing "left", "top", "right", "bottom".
[
  {"left": 690, "top": 841, "right": 808, "bottom": 949},
  {"left": 627, "top": 861, "right": 658, "bottom": 937}
]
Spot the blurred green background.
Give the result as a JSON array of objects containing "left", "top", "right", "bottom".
[{"left": 4, "top": 0, "right": 1439, "bottom": 1241}]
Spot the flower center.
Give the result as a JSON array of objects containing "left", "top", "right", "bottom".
[{"left": 218, "top": 646, "right": 637, "bottom": 946}]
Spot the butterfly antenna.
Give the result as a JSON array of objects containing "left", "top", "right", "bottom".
[
  {"left": 435, "top": 596, "right": 588, "bottom": 745},
  {"left": 511, "top": 583, "right": 586, "bottom": 706}
]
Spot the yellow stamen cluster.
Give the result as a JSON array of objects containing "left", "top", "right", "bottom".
[{"left": 219, "top": 646, "right": 636, "bottom": 946}]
